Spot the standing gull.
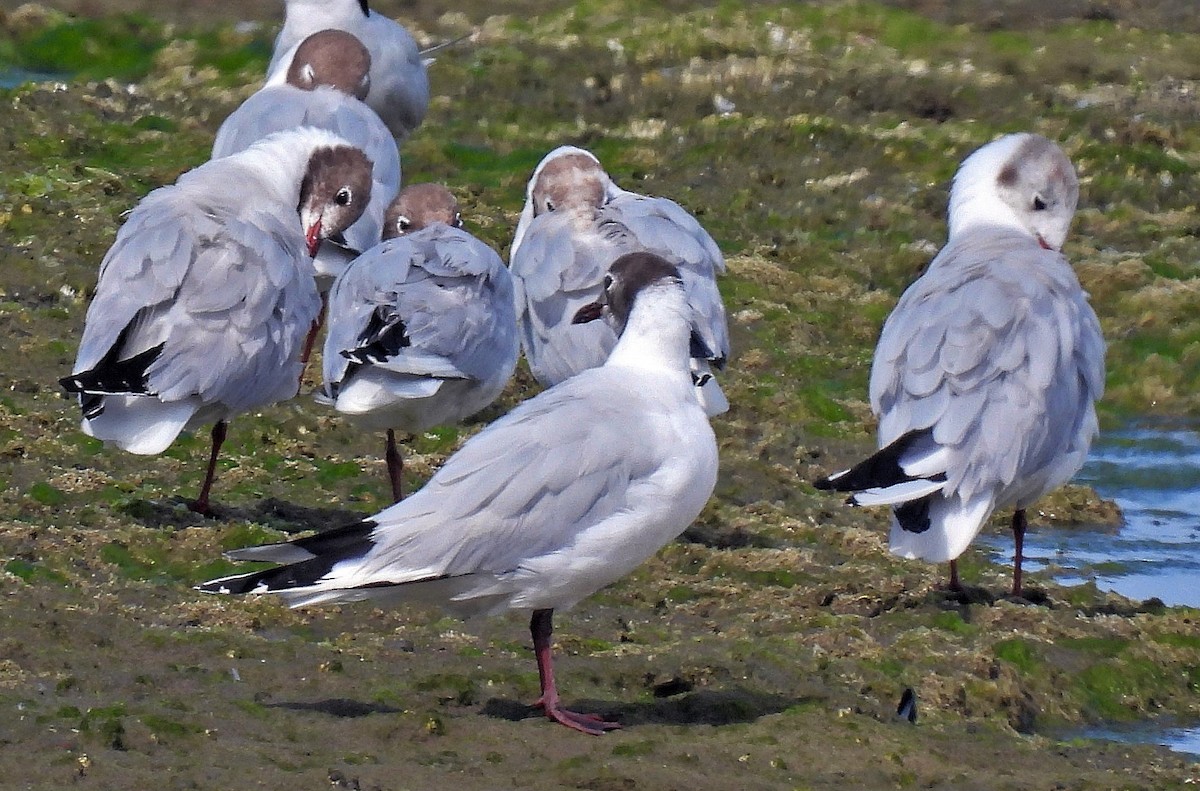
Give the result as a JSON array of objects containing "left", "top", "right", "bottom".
[
  {"left": 214, "top": 28, "right": 401, "bottom": 293},
  {"left": 509, "top": 145, "right": 731, "bottom": 416},
  {"left": 60, "top": 128, "right": 374, "bottom": 515},
  {"left": 319, "top": 183, "right": 518, "bottom": 502},
  {"left": 269, "top": 0, "right": 429, "bottom": 141},
  {"left": 199, "top": 252, "right": 719, "bottom": 734},
  {"left": 813, "top": 133, "right": 1105, "bottom": 597}
]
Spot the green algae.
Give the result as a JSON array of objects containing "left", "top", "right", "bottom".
[{"left": 0, "top": 1, "right": 1197, "bottom": 789}]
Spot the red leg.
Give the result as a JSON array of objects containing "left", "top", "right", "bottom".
[
  {"left": 299, "top": 293, "right": 329, "bottom": 378},
  {"left": 385, "top": 429, "right": 404, "bottom": 503},
  {"left": 947, "top": 559, "right": 962, "bottom": 592},
  {"left": 189, "top": 420, "right": 228, "bottom": 516},
  {"left": 530, "top": 609, "right": 620, "bottom": 735},
  {"left": 1011, "top": 509, "right": 1027, "bottom": 598}
]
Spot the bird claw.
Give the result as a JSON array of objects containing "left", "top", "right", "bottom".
[{"left": 543, "top": 705, "right": 622, "bottom": 735}]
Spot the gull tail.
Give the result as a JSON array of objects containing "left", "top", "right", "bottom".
[
  {"left": 813, "top": 429, "right": 951, "bottom": 533},
  {"left": 197, "top": 520, "right": 378, "bottom": 595}
]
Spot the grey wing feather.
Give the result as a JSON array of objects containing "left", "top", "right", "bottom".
[
  {"left": 73, "top": 181, "right": 319, "bottom": 412},
  {"left": 870, "top": 229, "right": 1105, "bottom": 502},
  {"left": 604, "top": 193, "right": 730, "bottom": 362},
  {"left": 355, "top": 374, "right": 668, "bottom": 580},
  {"left": 510, "top": 214, "right": 620, "bottom": 385},
  {"left": 391, "top": 228, "right": 517, "bottom": 383},
  {"left": 322, "top": 237, "right": 420, "bottom": 389}
]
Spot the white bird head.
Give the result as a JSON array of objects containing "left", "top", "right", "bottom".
[
  {"left": 383, "top": 183, "right": 463, "bottom": 240},
  {"left": 948, "top": 133, "right": 1079, "bottom": 251},
  {"left": 297, "top": 145, "right": 374, "bottom": 257}
]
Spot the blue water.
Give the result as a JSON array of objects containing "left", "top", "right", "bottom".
[
  {"left": 983, "top": 424, "right": 1200, "bottom": 759},
  {"left": 1075, "top": 723, "right": 1200, "bottom": 760},
  {"left": 983, "top": 424, "right": 1200, "bottom": 608},
  {"left": 0, "top": 67, "right": 62, "bottom": 89}
]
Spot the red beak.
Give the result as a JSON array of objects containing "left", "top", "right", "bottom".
[
  {"left": 1036, "top": 234, "right": 1053, "bottom": 251},
  {"left": 306, "top": 218, "right": 323, "bottom": 257}
]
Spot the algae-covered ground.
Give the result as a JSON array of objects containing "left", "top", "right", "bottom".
[{"left": 1, "top": 1, "right": 1198, "bottom": 788}]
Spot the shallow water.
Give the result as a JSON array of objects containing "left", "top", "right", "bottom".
[
  {"left": 1075, "top": 722, "right": 1200, "bottom": 760},
  {"left": 986, "top": 424, "right": 1200, "bottom": 608},
  {"left": 0, "top": 67, "right": 60, "bottom": 89}
]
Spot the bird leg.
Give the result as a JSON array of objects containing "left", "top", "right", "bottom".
[
  {"left": 189, "top": 420, "right": 228, "bottom": 516},
  {"left": 385, "top": 429, "right": 404, "bottom": 503},
  {"left": 947, "top": 559, "right": 962, "bottom": 592},
  {"left": 530, "top": 608, "right": 620, "bottom": 735},
  {"left": 299, "top": 293, "right": 329, "bottom": 379},
  {"left": 1011, "top": 509, "right": 1028, "bottom": 598}
]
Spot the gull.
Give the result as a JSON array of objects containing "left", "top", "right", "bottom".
[
  {"left": 214, "top": 28, "right": 401, "bottom": 293},
  {"left": 198, "top": 252, "right": 719, "bottom": 734},
  {"left": 269, "top": 0, "right": 429, "bottom": 140},
  {"left": 60, "top": 128, "right": 374, "bottom": 515},
  {"left": 319, "top": 183, "right": 518, "bottom": 502},
  {"left": 509, "top": 146, "right": 731, "bottom": 416},
  {"left": 813, "top": 133, "right": 1105, "bottom": 598}
]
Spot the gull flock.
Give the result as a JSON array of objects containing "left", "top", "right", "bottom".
[{"left": 58, "top": 0, "right": 1106, "bottom": 734}]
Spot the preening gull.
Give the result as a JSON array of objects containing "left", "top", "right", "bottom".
[
  {"left": 199, "top": 252, "right": 719, "bottom": 733},
  {"left": 60, "top": 128, "right": 374, "bottom": 514},
  {"left": 319, "top": 184, "right": 518, "bottom": 502},
  {"left": 215, "top": 28, "right": 401, "bottom": 293},
  {"left": 269, "top": 0, "right": 429, "bottom": 141},
  {"left": 814, "top": 133, "right": 1105, "bottom": 597},
  {"left": 509, "top": 145, "right": 731, "bottom": 416}
]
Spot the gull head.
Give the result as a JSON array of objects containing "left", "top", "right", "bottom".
[
  {"left": 531, "top": 151, "right": 609, "bottom": 218},
  {"left": 298, "top": 145, "right": 374, "bottom": 257},
  {"left": 383, "top": 183, "right": 462, "bottom": 240},
  {"left": 286, "top": 29, "right": 372, "bottom": 100},
  {"left": 948, "top": 133, "right": 1078, "bottom": 252},
  {"left": 573, "top": 252, "right": 684, "bottom": 335}
]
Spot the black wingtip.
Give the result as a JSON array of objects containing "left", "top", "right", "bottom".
[
  {"left": 199, "top": 520, "right": 380, "bottom": 595},
  {"left": 896, "top": 687, "right": 917, "bottom": 723},
  {"left": 812, "top": 430, "right": 938, "bottom": 493},
  {"left": 60, "top": 342, "right": 165, "bottom": 397}
]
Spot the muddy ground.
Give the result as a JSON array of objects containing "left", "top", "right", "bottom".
[{"left": 0, "top": 1, "right": 1198, "bottom": 789}]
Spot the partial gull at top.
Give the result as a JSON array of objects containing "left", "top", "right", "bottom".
[
  {"left": 60, "top": 127, "right": 374, "bottom": 514},
  {"left": 216, "top": 28, "right": 400, "bottom": 291},
  {"left": 510, "top": 145, "right": 731, "bottom": 416},
  {"left": 814, "top": 133, "right": 1105, "bottom": 598},
  {"left": 319, "top": 184, "right": 518, "bottom": 502},
  {"left": 199, "top": 252, "right": 719, "bottom": 734},
  {"left": 269, "top": 0, "right": 429, "bottom": 140}
]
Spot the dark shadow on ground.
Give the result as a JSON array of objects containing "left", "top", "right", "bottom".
[
  {"left": 267, "top": 698, "right": 405, "bottom": 718},
  {"left": 117, "top": 496, "right": 366, "bottom": 532},
  {"left": 482, "top": 688, "right": 809, "bottom": 728}
]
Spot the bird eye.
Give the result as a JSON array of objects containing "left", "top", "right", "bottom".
[
  {"left": 453, "top": 212, "right": 463, "bottom": 228},
  {"left": 544, "top": 198, "right": 556, "bottom": 213},
  {"left": 396, "top": 215, "right": 412, "bottom": 233},
  {"left": 602, "top": 274, "right": 613, "bottom": 291},
  {"left": 335, "top": 188, "right": 352, "bottom": 206},
  {"left": 1032, "top": 195, "right": 1047, "bottom": 211}
]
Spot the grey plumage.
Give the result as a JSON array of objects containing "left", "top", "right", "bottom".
[
  {"left": 320, "top": 184, "right": 518, "bottom": 501},
  {"left": 510, "top": 146, "right": 730, "bottom": 415},
  {"left": 61, "top": 127, "right": 373, "bottom": 511},
  {"left": 216, "top": 29, "right": 401, "bottom": 289},
  {"left": 269, "top": 0, "right": 429, "bottom": 140},
  {"left": 814, "top": 133, "right": 1105, "bottom": 595},
  {"left": 321, "top": 212, "right": 518, "bottom": 433}
]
